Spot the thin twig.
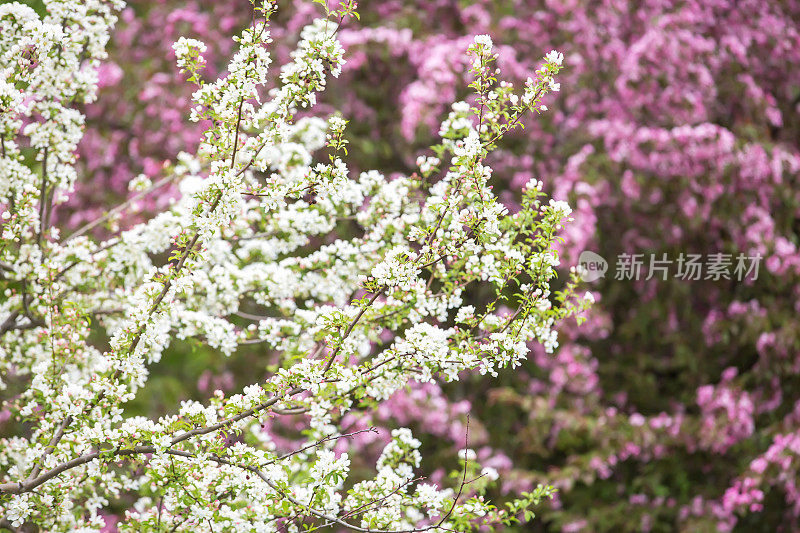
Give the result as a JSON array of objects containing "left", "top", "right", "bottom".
[
  {"left": 64, "top": 173, "right": 178, "bottom": 243},
  {"left": 323, "top": 289, "right": 383, "bottom": 372}
]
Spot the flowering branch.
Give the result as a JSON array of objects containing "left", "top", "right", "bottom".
[{"left": 0, "top": 1, "right": 583, "bottom": 530}]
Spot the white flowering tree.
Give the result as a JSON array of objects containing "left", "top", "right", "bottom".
[{"left": 0, "top": 0, "right": 588, "bottom": 530}]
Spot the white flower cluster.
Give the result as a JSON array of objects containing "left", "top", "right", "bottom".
[
  {"left": 546, "top": 49, "right": 565, "bottom": 65},
  {"left": 473, "top": 34, "right": 493, "bottom": 50},
  {"left": 343, "top": 428, "right": 458, "bottom": 529},
  {"left": 548, "top": 198, "right": 573, "bottom": 218},
  {"left": 394, "top": 323, "right": 459, "bottom": 382},
  {"left": 415, "top": 154, "right": 440, "bottom": 177},
  {"left": 523, "top": 49, "right": 564, "bottom": 110},
  {"left": 172, "top": 36, "right": 207, "bottom": 71},
  {"left": 370, "top": 247, "right": 421, "bottom": 289}
]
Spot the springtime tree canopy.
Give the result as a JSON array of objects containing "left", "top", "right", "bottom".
[{"left": 0, "top": 1, "right": 587, "bottom": 530}]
